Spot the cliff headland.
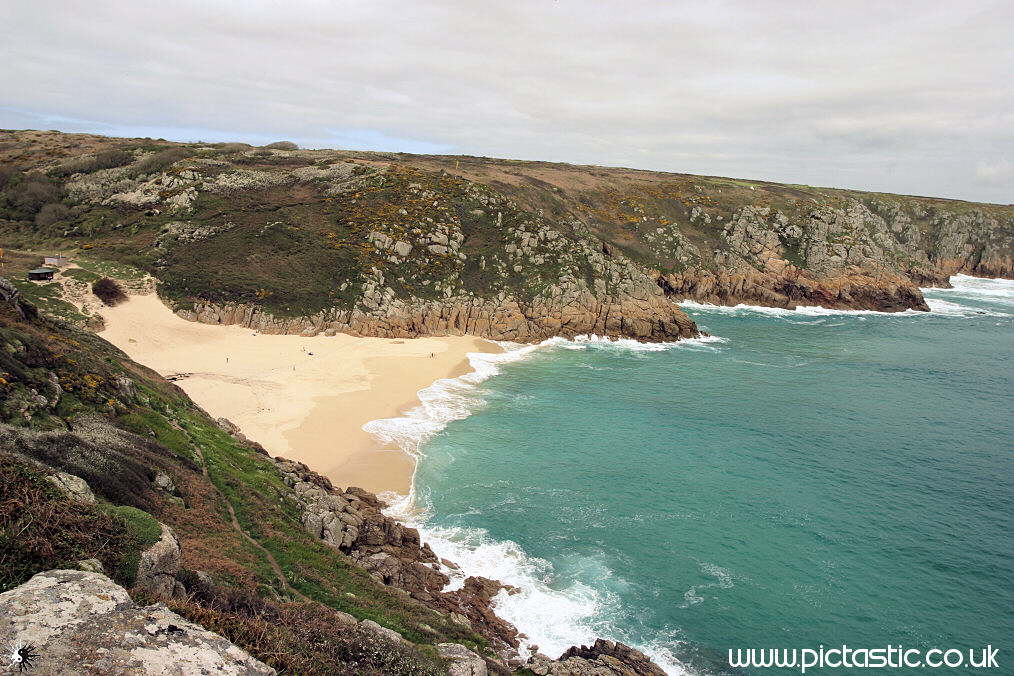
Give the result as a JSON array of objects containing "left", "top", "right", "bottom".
[{"left": 3, "top": 129, "right": 1010, "bottom": 345}]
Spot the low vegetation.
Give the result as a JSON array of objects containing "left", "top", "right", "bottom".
[
  {"left": 164, "top": 594, "right": 445, "bottom": 675},
  {"left": 50, "top": 149, "right": 134, "bottom": 178},
  {"left": 127, "top": 147, "right": 195, "bottom": 178},
  {"left": 0, "top": 455, "right": 143, "bottom": 592},
  {"left": 92, "top": 276, "right": 127, "bottom": 305}
]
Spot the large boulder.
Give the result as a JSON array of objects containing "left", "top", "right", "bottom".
[
  {"left": 0, "top": 569, "right": 274, "bottom": 675},
  {"left": 437, "top": 642, "right": 488, "bottom": 676},
  {"left": 46, "top": 470, "right": 97, "bottom": 505},
  {"left": 134, "top": 523, "right": 186, "bottom": 599}
]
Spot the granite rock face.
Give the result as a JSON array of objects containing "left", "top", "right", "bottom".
[
  {"left": 0, "top": 570, "right": 275, "bottom": 675},
  {"left": 177, "top": 275, "right": 699, "bottom": 343},
  {"left": 655, "top": 198, "right": 1011, "bottom": 311},
  {"left": 273, "top": 457, "right": 521, "bottom": 654}
]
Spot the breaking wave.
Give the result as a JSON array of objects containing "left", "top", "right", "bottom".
[
  {"left": 678, "top": 274, "right": 1013, "bottom": 319},
  {"left": 368, "top": 334, "right": 711, "bottom": 674}
]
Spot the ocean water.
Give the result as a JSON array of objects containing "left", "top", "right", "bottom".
[{"left": 379, "top": 275, "right": 1013, "bottom": 674}]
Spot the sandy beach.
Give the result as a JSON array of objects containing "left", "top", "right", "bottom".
[{"left": 98, "top": 293, "right": 498, "bottom": 495}]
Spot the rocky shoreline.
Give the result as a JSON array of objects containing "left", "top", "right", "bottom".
[
  {"left": 2, "top": 418, "right": 671, "bottom": 675},
  {"left": 173, "top": 273, "right": 701, "bottom": 343},
  {"left": 657, "top": 269, "right": 932, "bottom": 312}
]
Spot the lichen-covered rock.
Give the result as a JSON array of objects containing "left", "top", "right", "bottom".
[
  {"left": 134, "top": 523, "right": 186, "bottom": 599},
  {"left": 47, "top": 470, "right": 97, "bottom": 504},
  {"left": 155, "top": 220, "right": 236, "bottom": 249},
  {"left": 77, "top": 558, "right": 105, "bottom": 574},
  {"left": 152, "top": 471, "right": 176, "bottom": 494},
  {"left": 437, "top": 642, "right": 488, "bottom": 676},
  {"left": 0, "top": 569, "right": 275, "bottom": 675},
  {"left": 360, "top": 619, "right": 407, "bottom": 645}
]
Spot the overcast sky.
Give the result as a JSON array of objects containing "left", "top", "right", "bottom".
[{"left": 2, "top": 1, "right": 1011, "bottom": 203}]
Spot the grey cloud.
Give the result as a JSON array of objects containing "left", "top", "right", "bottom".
[{"left": 1, "top": 0, "right": 1011, "bottom": 203}]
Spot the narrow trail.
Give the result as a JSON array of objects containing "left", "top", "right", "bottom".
[{"left": 189, "top": 439, "right": 311, "bottom": 603}]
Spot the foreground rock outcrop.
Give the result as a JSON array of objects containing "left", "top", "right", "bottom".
[
  {"left": 271, "top": 457, "right": 676, "bottom": 673},
  {"left": 0, "top": 570, "right": 274, "bottom": 675}
]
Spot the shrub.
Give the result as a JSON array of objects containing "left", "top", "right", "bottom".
[
  {"left": 92, "top": 277, "right": 128, "bottom": 306},
  {"left": 51, "top": 149, "right": 134, "bottom": 177},
  {"left": 9, "top": 173, "right": 62, "bottom": 215},
  {"left": 97, "top": 503, "right": 163, "bottom": 584},
  {"left": 128, "top": 148, "right": 194, "bottom": 177},
  {"left": 263, "top": 141, "right": 297, "bottom": 150},
  {"left": 0, "top": 165, "right": 16, "bottom": 190},
  {"left": 35, "top": 202, "right": 70, "bottom": 226},
  {"left": 215, "top": 142, "right": 252, "bottom": 155}
]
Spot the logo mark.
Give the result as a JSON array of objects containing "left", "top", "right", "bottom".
[{"left": 6, "top": 639, "right": 40, "bottom": 673}]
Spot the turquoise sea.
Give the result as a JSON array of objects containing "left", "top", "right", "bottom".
[{"left": 380, "top": 276, "right": 1013, "bottom": 674}]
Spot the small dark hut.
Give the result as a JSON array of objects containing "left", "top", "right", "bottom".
[{"left": 27, "top": 268, "right": 56, "bottom": 281}]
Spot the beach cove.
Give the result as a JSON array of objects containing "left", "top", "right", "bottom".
[{"left": 98, "top": 292, "right": 499, "bottom": 496}]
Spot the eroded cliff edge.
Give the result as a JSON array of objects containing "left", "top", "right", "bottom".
[{"left": 3, "top": 130, "right": 1011, "bottom": 342}]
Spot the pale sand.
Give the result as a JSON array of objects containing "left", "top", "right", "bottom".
[{"left": 98, "top": 294, "right": 499, "bottom": 495}]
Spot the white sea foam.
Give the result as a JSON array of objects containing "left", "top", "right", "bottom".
[
  {"left": 928, "top": 274, "right": 1014, "bottom": 301},
  {"left": 369, "top": 335, "right": 706, "bottom": 674},
  {"left": 679, "top": 562, "right": 735, "bottom": 609},
  {"left": 401, "top": 515, "right": 696, "bottom": 674},
  {"left": 679, "top": 274, "right": 1014, "bottom": 319},
  {"left": 567, "top": 333, "right": 727, "bottom": 351},
  {"left": 921, "top": 275, "right": 1014, "bottom": 317},
  {"left": 678, "top": 299, "right": 927, "bottom": 317},
  {"left": 921, "top": 298, "right": 1009, "bottom": 317}
]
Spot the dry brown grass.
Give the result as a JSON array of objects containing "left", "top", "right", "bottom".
[
  {"left": 0, "top": 453, "right": 132, "bottom": 591},
  {"left": 166, "top": 594, "right": 446, "bottom": 676}
]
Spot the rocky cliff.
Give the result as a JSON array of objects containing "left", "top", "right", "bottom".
[{"left": 3, "top": 130, "right": 1010, "bottom": 344}]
